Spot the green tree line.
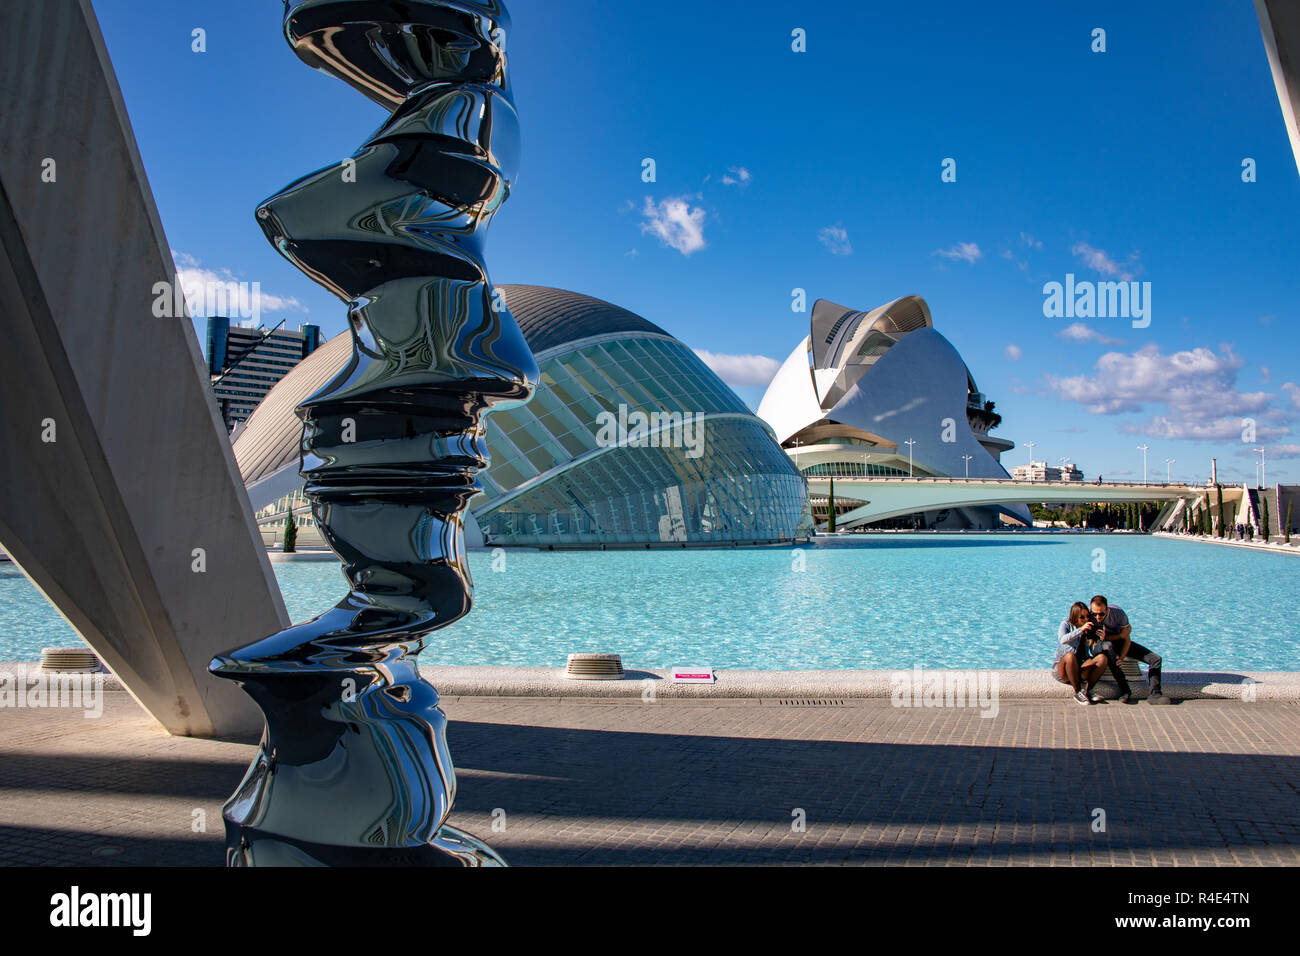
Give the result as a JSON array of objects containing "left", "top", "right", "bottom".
[{"left": 1028, "top": 501, "right": 1162, "bottom": 531}]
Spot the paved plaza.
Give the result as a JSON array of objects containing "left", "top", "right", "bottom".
[{"left": 1, "top": 690, "right": 1298, "bottom": 866}]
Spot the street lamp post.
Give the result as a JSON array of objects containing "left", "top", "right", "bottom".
[
  {"left": 792, "top": 438, "right": 801, "bottom": 472},
  {"left": 862, "top": 453, "right": 871, "bottom": 478},
  {"left": 1136, "top": 444, "right": 1150, "bottom": 484},
  {"left": 904, "top": 439, "right": 916, "bottom": 477},
  {"left": 1164, "top": 457, "right": 1175, "bottom": 483},
  {"left": 1059, "top": 457, "right": 1072, "bottom": 482},
  {"left": 962, "top": 455, "right": 973, "bottom": 479},
  {"left": 1254, "top": 447, "right": 1266, "bottom": 489}
]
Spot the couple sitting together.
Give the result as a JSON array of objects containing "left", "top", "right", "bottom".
[{"left": 1054, "top": 594, "right": 1170, "bottom": 705}]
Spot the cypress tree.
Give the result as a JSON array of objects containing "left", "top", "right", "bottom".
[
  {"left": 283, "top": 514, "right": 297, "bottom": 553},
  {"left": 1286, "top": 500, "right": 1293, "bottom": 545},
  {"left": 1215, "top": 485, "right": 1226, "bottom": 538},
  {"left": 827, "top": 476, "right": 836, "bottom": 534},
  {"left": 1261, "top": 496, "right": 1271, "bottom": 542}
]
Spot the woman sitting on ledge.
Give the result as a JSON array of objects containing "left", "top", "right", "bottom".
[{"left": 1053, "top": 601, "right": 1108, "bottom": 705}]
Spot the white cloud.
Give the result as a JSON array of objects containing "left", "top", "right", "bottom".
[
  {"left": 694, "top": 350, "right": 781, "bottom": 388},
  {"left": 1071, "top": 242, "right": 1140, "bottom": 281},
  {"left": 1283, "top": 382, "right": 1300, "bottom": 409},
  {"left": 721, "top": 166, "right": 752, "bottom": 187},
  {"left": 1047, "top": 344, "right": 1252, "bottom": 415},
  {"left": 640, "top": 196, "right": 707, "bottom": 255},
  {"left": 1265, "top": 444, "right": 1300, "bottom": 459},
  {"left": 1003, "top": 344, "right": 1023, "bottom": 361},
  {"left": 1058, "top": 323, "right": 1125, "bottom": 346},
  {"left": 817, "top": 224, "right": 852, "bottom": 256},
  {"left": 171, "top": 251, "right": 306, "bottom": 318},
  {"left": 1126, "top": 417, "right": 1288, "bottom": 442},
  {"left": 1047, "top": 343, "right": 1293, "bottom": 441},
  {"left": 934, "top": 241, "right": 982, "bottom": 264},
  {"left": 1020, "top": 232, "right": 1043, "bottom": 249}
]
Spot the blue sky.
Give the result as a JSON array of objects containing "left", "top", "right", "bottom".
[{"left": 92, "top": 0, "right": 1300, "bottom": 485}]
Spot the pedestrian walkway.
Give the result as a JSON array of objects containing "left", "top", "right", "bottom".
[{"left": 1, "top": 691, "right": 1297, "bottom": 865}]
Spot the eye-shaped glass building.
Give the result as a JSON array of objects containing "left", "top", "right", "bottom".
[{"left": 235, "top": 285, "right": 810, "bottom": 548}]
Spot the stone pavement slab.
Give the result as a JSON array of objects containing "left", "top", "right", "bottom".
[{"left": 1, "top": 691, "right": 1297, "bottom": 866}]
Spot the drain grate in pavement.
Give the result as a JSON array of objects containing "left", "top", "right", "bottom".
[{"left": 776, "top": 698, "right": 846, "bottom": 706}]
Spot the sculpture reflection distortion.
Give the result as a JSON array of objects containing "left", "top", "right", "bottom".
[{"left": 209, "top": 0, "right": 537, "bottom": 866}]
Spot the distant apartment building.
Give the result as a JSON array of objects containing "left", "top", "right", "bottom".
[
  {"left": 206, "top": 317, "right": 321, "bottom": 431},
  {"left": 1012, "top": 460, "right": 1083, "bottom": 482}
]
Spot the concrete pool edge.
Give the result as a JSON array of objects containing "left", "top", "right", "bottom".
[
  {"left": 414, "top": 666, "right": 1298, "bottom": 701},
  {"left": 4, "top": 662, "right": 1292, "bottom": 701}
]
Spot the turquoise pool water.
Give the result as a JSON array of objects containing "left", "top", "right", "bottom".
[{"left": 2, "top": 535, "right": 1298, "bottom": 670}]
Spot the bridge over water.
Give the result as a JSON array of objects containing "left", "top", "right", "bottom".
[{"left": 804, "top": 475, "right": 1201, "bottom": 529}]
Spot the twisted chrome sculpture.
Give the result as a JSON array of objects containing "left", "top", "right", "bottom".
[{"left": 209, "top": 0, "right": 537, "bottom": 866}]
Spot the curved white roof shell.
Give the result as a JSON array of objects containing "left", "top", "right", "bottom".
[{"left": 758, "top": 293, "right": 1019, "bottom": 494}]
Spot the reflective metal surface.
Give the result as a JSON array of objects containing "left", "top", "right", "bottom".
[{"left": 209, "top": 0, "right": 536, "bottom": 867}]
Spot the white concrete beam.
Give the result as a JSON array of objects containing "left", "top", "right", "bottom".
[
  {"left": 1256, "top": 0, "right": 1300, "bottom": 178},
  {"left": 0, "top": 0, "right": 289, "bottom": 738}
]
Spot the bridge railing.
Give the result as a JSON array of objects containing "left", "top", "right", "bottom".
[{"left": 802, "top": 473, "right": 1198, "bottom": 490}]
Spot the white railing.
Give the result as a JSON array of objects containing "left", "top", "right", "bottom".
[{"left": 802, "top": 474, "right": 1195, "bottom": 489}]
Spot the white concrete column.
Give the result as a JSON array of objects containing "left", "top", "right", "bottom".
[{"left": 0, "top": 0, "right": 289, "bottom": 738}]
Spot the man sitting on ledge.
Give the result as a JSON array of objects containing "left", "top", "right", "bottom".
[{"left": 1087, "top": 594, "right": 1171, "bottom": 705}]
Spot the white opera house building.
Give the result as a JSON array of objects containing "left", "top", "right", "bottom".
[{"left": 756, "top": 295, "right": 1029, "bottom": 530}]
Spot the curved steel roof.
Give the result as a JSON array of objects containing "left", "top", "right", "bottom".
[
  {"left": 502, "top": 284, "right": 667, "bottom": 353},
  {"left": 234, "top": 285, "right": 672, "bottom": 483}
]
